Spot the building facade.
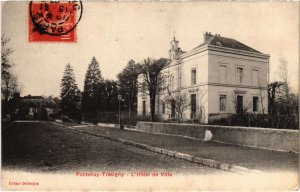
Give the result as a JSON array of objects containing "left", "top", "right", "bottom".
[
  {"left": 20, "top": 95, "right": 59, "bottom": 120},
  {"left": 138, "top": 32, "right": 269, "bottom": 123}
]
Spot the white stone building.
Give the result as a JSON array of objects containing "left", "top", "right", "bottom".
[{"left": 137, "top": 32, "right": 269, "bottom": 123}]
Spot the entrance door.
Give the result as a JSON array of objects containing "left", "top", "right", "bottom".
[
  {"left": 237, "top": 95, "right": 243, "bottom": 114},
  {"left": 142, "top": 101, "right": 146, "bottom": 116},
  {"left": 191, "top": 94, "right": 196, "bottom": 119}
]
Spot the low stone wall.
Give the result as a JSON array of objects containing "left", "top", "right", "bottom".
[{"left": 136, "top": 122, "right": 299, "bottom": 153}]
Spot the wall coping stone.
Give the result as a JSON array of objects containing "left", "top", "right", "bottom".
[{"left": 137, "top": 121, "right": 299, "bottom": 133}]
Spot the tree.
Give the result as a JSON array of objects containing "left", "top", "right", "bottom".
[
  {"left": 258, "top": 86, "right": 267, "bottom": 114},
  {"left": 1, "top": 35, "right": 13, "bottom": 80},
  {"left": 278, "top": 59, "right": 290, "bottom": 99},
  {"left": 138, "top": 58, "right": 169, "bottom": 121},
  {"left": 101, "top": 79, "right": 119, "bottom": 111},
  {"left": 274, "top": 59, "right": 298, "bottom": 116},
  {"left": 1, "top": 35, "right": 20, "bottom": 102},
  {"left": 197, "top": 88, "right": 207, "bottom": 124},
  {"left": 268, "top": 81, "right": 284, "bottom": 115},
  {"left": 164, "top": 90, "right": 189, "bottom": 122},
  {"left": 81, "top": 57, "right": 103, "bottom": 118},
  {"left": 2, "top": 74, "right": 19, "bottom": 102},
  {"left": 1, "top": 35, "right": 20, "bottom": 117},
  {"left": 60, "top": 63, "right": 79, "bottom": 118},
  {"left": 117, "top": 60, "right": 140, "bottom": 117}
]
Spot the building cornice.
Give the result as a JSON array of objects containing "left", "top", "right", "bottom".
[
  {"left": 169, "top": 83, "right": 268, "bottom": 92},
  {"left": 180, "top": 44, "right": 270, "bottom": 61},
  {"left": 207, "top": 83, "right": 267, "bottom": 90}
]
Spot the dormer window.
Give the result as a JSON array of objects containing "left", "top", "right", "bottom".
[{"left": 216, "top": 41, "right": 223, "bottom": 46}]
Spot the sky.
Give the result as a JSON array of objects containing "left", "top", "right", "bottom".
[{"left": 1, "top": 1, "right": 299, "bottom": 97}]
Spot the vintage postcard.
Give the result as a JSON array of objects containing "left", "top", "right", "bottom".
[{"left": 1, "top": 1, "right": 299, "bottom": 191}]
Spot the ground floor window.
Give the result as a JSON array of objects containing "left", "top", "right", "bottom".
[
  {"left": 220, "top": 94, "right": 227, "bottom": 112},
  {"left": 253, "top": 96, "right": 259, "bottom": 112},
  {"left": 237, "top": 95, "right": 243, "bottom": 114},
  {"left": 162, "top": 103, "right": 165, "bottom": 114},
  {"left": 191, "top": 94, "right": 196, "bottom": 118}
]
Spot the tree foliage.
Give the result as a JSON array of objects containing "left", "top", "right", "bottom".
[
  {"left": 138, "top": 57, "right": 169, "bottom": 121},
  {"left": 117, "top": 59, "right": 140, "bottom": 112},
  {"left": 60, "top": 63, "right": 79, "bottom": 118},
  {"left": 163, "top": 90, "right": 189, "bottom": 122},
  {"left": 268, "top": 59, "right": 299, "bottom": 116},
  {"left": 1, "top": 35, "right": 20, "bottom": 117},
  {"left": 268, "top": 81, "right": 298, "bottom": 116},
  {"left": 101, "top": 79, "right": 119, "bottom": 111},
  {"left": 1, "top": 34, "right": 13, "bottom": 79},
  {"left": 278, "top": 59, "right": 290, "bottom": 98},
  {"left": 268, "top": 81, "right": 284, "bottom": 115},
  {"left": 81, "top": 57, "right": 103, "bottom": 115}
]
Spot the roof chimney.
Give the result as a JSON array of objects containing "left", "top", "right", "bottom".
[{"left": 204, "top": 32, "right": 213, "bottom": 42}]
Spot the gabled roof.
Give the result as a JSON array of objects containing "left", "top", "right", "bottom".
[
  {"left": 192, "top": 34, "right": 261, "bottom": 53},
  {"left": 22, "top": 95, "right": 44, "bottom": 100}
]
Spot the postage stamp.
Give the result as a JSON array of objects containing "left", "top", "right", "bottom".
[{"left": 28, "top": 1, "right": 82, "bottom": 42}]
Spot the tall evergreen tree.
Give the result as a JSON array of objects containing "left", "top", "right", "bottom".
[
  {"left": 60, "top": 63, "right": 79, "bottom": 118},
  {"left": 82, "top": 57, "right": 103, "bottom": 116}
]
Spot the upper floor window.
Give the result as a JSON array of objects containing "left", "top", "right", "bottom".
[
  {"left": 162, "top": 77, "right": 166, "bottom": 88},
  {"left": 178, "top": 67, "right": 182, "bottom": 88},
  {"left": 170, "top": 75, "right": 175, "bottom": 91},
  {"left": 252, "top": 69, "right": 259, "bottom": 86},
  {"left": 237, "top": 67, "right": 243, "bottom": 85},
  {"left": 219, "top": 65, "right": 227, "bottom": 83},
  {"left": 191, "top": 69, "right": 196, "bottom": 85},
  {"left": 162, "top": 103, "right": 165, "bottom": 114},
  {"left": 142, "top": 82, "right": 146, "bottom": 93}
]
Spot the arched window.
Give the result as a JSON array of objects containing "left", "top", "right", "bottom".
[{"left": 170, "top": 74, "right": 175, "bottom": 91}]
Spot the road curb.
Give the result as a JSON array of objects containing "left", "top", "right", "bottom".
[{"left": 56, "top": 123, "right": 262, "bottom": 175}]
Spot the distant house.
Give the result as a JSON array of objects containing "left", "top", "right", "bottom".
[
  {"left": 20, "top": 95, "right": 59, "bottom": 120},
  {"left": 137, "top": 32, "right": 269, "bottom": 123}
]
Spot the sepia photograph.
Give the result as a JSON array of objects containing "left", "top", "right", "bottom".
[{"left": 1, "top": 1, "right": 299, "bottom": 190}]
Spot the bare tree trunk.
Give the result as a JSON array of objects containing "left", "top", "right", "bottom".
[
  {"left": 129, "top": 79, "right": 136, "bottom": 124},
  {"left": 150, "top": 94, "right": 156, "bottom": 122}
]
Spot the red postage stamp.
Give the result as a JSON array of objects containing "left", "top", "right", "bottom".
[{"left": 28, "top": 1, "right": 82, "bottom": 42}]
